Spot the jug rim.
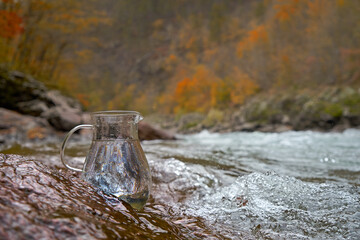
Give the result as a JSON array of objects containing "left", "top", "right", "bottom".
[{"left": 91, "top": 110, "right": 141, "bottom": 116}]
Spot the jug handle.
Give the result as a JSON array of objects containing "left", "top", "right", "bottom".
[{"left": 60, "top": 124, "right": 93, "bottom": 172}]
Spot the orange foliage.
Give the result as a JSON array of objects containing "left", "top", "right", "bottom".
[
  {"left": 185, "top": 37, "right": 196, "bottom": 50},
  {"left": 168, "top": 54, "right": 177, "bottom": 62},
  {"left": 336, "top": 0, "right": 345, "bottom": 7},
  {"left": 76, "top": 93, "right": 90, "bottom": 108},
  {"left": 237, "top": 25, "right": 268, "bottom": 57},
  {"left": 305, "top": 0, "right": 331, "bottom": 34},
  {"left": 169, "top": 65, "right": 258, "bottom": 113},
  {"left": 174, "top": 77, "right": 199, "bottom": 112},
  {"left": 164, "top": 54, "right": 177, "bottom": 71},
  {"left": 248, "top": 25, "right": 268, "bottom": 43},
  {"left": 152, "top": 19, "right": 164, "bottom": 29},
  {"left": 273, "top": 0, "right": 300, "bottom": 22},
  {"left": 229, "top": 68, "right": 259, "bottom": 105},
  {"left": 0, "top": 10, "right": 23, "bottom": 39},
  {"left": 75, "top": 49, "right": 93, "bottom": 63},
  {"left": 307, "top": 0, "right": 329, "bottom": 18},
  {"left": 173, "top": 66, "right": 217, "bottom": 113},
  {"left": 281, "top": 54, "right": 290, "bottom": 63}
]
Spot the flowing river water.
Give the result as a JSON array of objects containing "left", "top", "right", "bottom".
[{"left": 1, "top": 129, "right": 360, "bottom": 239}]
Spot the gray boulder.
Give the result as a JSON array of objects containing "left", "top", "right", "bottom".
[
  {"left": 0, "top": 68, "right": 84, "bottom": 131},
  {"left": 0, "top": 108, "right": 56, "bottom": 142},
  {"left": 42, "top": 91, "right": 83, "bottom": 131}
]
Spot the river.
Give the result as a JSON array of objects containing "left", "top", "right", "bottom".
[{"left": 1, "top": 129, "right": 360, "bottom": 239}]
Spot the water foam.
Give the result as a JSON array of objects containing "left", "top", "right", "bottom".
[{"left": 185, "top": 172, "right": 360, "bottom": 239}]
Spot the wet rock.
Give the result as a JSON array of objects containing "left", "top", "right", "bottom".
[
  {"left": 138, "top": 121, "right": 176, "bottom": 140},
  {"left": 0, "top": 108, "right": 57, "bottom": 142},
  {"left": 346, "top": 115, "right": 360, "bottom": 126},
  {"left": 0, "top": 153, "right": 190, "bottom": 239},
  {"left": 177, "top": 113, "right": 205, "bottom": 133},
  {"left": 230, "top": 86, "right": 360, "bottom": 132},
  {"left": 233, "top": 122, "right": 261, "bottom": 132},
  {"left": 0, "top": 153, "right": 106, "bottom": 239},
  {"left": 41, "top": 90, "right": 84, "bottom": 131},
  {"left": 43, "top": 106, "right": 83, "bottom": 131},
  {"left": 17, "top": 99, "right": 49, "bottom": 116},
  {"left": 0, "top": 68, "right": 83, "bottom": 131},
  {"left": 273, "top": 124, "right": 293, "bottom": 132},
  {"left": 0, "top": 69, "right": 51, "bottom": 111}
]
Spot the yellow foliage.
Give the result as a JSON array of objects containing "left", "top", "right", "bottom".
[{"left": 133, "top": 94, "right": 149, "bottom": 114}]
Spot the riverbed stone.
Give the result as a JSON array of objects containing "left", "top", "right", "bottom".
[
  {"left": 0, "top": 108, "right": 56, "bottom": 142},
  {"left": 43, "top": 106, "right": 83, "bottom": 131},
  {"left": 177, "top": 112, "right": 205, "bottom": 132},
  {"left": 138, "top": 121, "right": 176, "bottom": 140},
  {"left": 0, "top": 68, "right": 84, "bottom": 131}
]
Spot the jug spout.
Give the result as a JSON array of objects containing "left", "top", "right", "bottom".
[{"left": 135, "top": 113, "right": 143, "bottom": 124}]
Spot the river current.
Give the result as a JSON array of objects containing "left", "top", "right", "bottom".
[{"left": 1, "top": 129, "right": 360, "bottom": 239}]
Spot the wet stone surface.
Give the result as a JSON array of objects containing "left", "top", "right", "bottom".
[{"left": 0, "top": 154, "right": 200, "bottom": 240}]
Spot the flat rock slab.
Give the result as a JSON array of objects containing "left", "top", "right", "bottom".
[{"left": 0, "top": 154, "right": 185, "bottom": 239}]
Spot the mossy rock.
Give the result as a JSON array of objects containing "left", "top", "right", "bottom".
[
  {"left": 0, "top": 69, "right": 50, "bottom": 111},
  {"left": 302, "top": 100, "right": 342, "bottom": 120},
  {"left": 244, "top": 100, "right": 283, "bottom": 124},
  {"left": 202, "top": 109, "right": 224, "bottom": 127},
  {"left": 323, "top": 103, "right": 343, "bottom": 118},
  {"left": 338, "top": 89, "right": 360, "bottom": 115},
  {"left": 177, "top": 112, "right": 205, "bottom": 131}
]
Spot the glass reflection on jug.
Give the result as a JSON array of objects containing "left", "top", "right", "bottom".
[{"left": 60, "top": 111, "right": 151, "bottom": 209}]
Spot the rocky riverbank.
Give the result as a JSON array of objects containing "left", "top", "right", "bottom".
[
  {"left": 0, "top": 68, "right": 175, "bottom": 144},
  {"left": 146, "top": 86, "right": 360, "bottom": 134},
  {"left": 2, "top": 67, "right": 359, "bottom": 140}
]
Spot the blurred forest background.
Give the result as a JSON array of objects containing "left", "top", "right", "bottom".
[{"left": 1, "top": 0, "right": 360, "bottom": 115}]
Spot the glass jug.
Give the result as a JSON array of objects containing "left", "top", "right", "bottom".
[{"left": 60, "top": 111, "right": 151, "bottom": 209}]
